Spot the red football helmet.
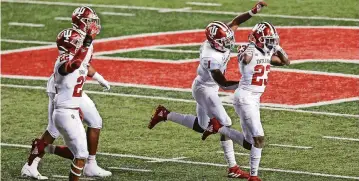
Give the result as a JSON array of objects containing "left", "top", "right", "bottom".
[
  {"left": 72, "top": 6, "right": 101, "bottom": 36},
  {"left": 56, "top": 28, "right": 84, "bottom": 56},
  {"left": 249, "top": 22, "right": 279, "bottom": 52},
  {"left": 205, "top": 21, "right": 235, "bottom": 52}
]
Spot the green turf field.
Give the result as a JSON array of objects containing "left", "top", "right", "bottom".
[{"left": 1, "top": 0, "right": 359, "bottom": 180}]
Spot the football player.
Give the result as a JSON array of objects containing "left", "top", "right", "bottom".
[
  {"left": 148, "top": 2, "right": 267, "bottom": 179},
  {"left": 203, "top": 22, "right": 290, "bottom": 181},
  {"left": 21, "top": 7, "right": 112, "bottom": 180}
]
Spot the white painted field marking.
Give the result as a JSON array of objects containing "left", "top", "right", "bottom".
[
  {"left": 147, "top": 48, "right": 198, "bottom": 54},
  {"left": 3, "top": 0, "right": 359, "bottom": 22},
  {"left": 186, "top": 2, "right": 222, "bottom": 6},
  {"left": 269, "top": 144, "right": 313, "bottom": 149},
  {"left": 8, "top": 22, "right": 44, "bottom": 27},
  {"left": 1, "top": 82, "right": 358, "bottom": 117},
  {"left": 108, "top": 167, "right": 152, "bottom": 172},
  {"left": 323, "top": 136, "right": 359, "bottom": 142},
  {"left": 54, "top": 17, "right": 72, "bottom": 21},
  {"left": 95, "top": 56, "right": 199, "bottom": 64},
  {"left": 0, "top": 39, "right": 54, "bottom": 45},
  {"left": 101, "top": 12, "right": 135, "bottom": 16},
  {"left": 290, "top": 59, "right": 359, "bottom": 65},
  {"left": 216, "top": 151, "right": 250, "bottom": 156},
  {"left": 52, "top": 175, "right": 96, "bottom": 180},
  {"left": 147, "top": 157, "right": 188, "bottom": 163},
  {"left": 287, "top": 97, "right": 359, "bottom": 109},
  {"left": 2, "top": 143, "right": 359, "bottom": 180},
  {"left": 2, "top": 27, "right": 358, "bottom": 55},
  {"left": 272, "top": 67, "right": 359, "bottom": 79},
  {"left": 158, "top": 7, "right": 192, "bottom": 13},
  {"left": 1, "top": 83, "right": 358, "bottom": 118}
]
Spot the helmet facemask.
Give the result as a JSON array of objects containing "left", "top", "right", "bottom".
[{"left": 214, "top": 30, "right": 235, "bottom": 52}]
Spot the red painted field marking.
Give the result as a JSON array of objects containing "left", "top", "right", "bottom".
[{"left": 1, "top": 27, "right": 359, "bottom": 105}]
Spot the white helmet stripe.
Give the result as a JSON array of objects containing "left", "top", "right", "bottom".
[
  {"left": 208, "top": 22, "right": 228, "bottom": 31},
  {"left": 263, "top": 22, "right": 276, "bottom": 35}
]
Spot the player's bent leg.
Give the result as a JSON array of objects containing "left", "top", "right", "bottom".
[
  {"left": 21, "top": 138, "right": 49, "bottom": 180},
  {"left": 248, "top": 136, "right": 264, "bottom": 181},
  {"left": 148, "top": 105, "right": 204, "bottom": 133},
  {"left": 221, "top": 135, "right": 250, "bottom": 179}
]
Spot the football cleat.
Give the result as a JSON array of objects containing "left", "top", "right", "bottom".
[
  {"left": 202, "top": 118, "right": 222, "bottom": 140},
  {"left": 228, "top": 165, "right": 250, "bottom": 179},
  {"left": 28, "top": 139, "right": 48, "bottom": 166},
  {"left": 21, "top": 159, "right": 48, "bottom": 180},
  {"left": 83, "top": 163, "right": 112, "bottom": 177},
  {"left": 148, "top": 105, "right": 170, "bottom": 129},
  {"left": 248, "top": 176, "right": 262, "bottom": 181}
]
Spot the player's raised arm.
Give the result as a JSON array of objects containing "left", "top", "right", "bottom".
[
  {"left": 58, "top": 35, "right": 93, "bottom": 75},
  {"left": 227, "top": 1, "right": 267, "bottom": 32}
]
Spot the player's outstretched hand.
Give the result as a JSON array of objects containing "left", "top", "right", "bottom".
[
  {"left": 251, "top": 1, "right": 267, "bottom": 15},
  {"left": 100, "top": 80, "right": 111, "bottom": 91}
]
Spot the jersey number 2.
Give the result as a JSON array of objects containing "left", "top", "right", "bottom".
[
  {"left": 73, "top": 76, "right": 85, "bottom": 97},
  {"left": 251, "top": 64, "right": 270, "bottom": 86}
]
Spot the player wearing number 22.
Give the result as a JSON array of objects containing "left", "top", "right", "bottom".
[
  {"left": 148, "top": 2, "right": 269, "bottom": 180},
  {"left": 203, "top": 22, "right": 290, "bottom": 181}
]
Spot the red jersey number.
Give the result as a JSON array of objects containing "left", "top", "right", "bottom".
[
  {"left": 73, "top": 76, "right": 85, "bottom": 97},
  {"left": 251, "top": 64, "right": 270, "bottom": 86}
]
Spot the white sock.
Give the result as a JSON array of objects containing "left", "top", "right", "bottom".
[
  {"left": 250, "top": 145, "right": 262, "bottom": 176},
  {"left": 87, "top": 155, "right": 96, "bottom": 164},
  {"left": 44, "top": 144, "right": 55, "bottom": 154},
  {"left": 218, "top": 127, "right": 245, "bottom": 147},
  {"left": 167, "top": 112, "right": 196, "bottom": 129},
  {"left": 30, "top": 157, "right": 41, "bottom": 168},
  {"left": 220, "top": 140, "right": 237, "bottom": 168}
]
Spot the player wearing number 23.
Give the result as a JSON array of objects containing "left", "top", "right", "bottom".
[{"left": 204, "top": 22, "right": 290, "bottom": 181}]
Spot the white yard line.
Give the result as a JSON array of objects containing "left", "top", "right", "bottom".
[
  {"left": 216, "top": 151, "right": 250, "bottom": 156},
  {"left": 0, "top": 39, "right": 54, "bottom": 45},
  {"left": 52, "top": 175, "right": 96, "bottom": 180},
  {"left": 272, "top": 67, "right": 359, "bottom": 79},
  {"left": 101, "top": 12, "right": 135, "bottom": 16},
  {"left": 147, "top": 157, "right": 188, "bottom": 163},
  {"left": 3, "top": 0, "right": 359, "bottom": 22},
  {"left": 1, "top": 83, "right": 358, "bottom": 118},
  {"left": 2, "top": 27, "right": 358, "bottom": 55},
  {"left": 8, "top": 22, "right": 44, "bottom": 27},
  {"left": 95, "top": 56, "right": 199, "bottom": 64},
  {"left": 269, "top": 144, "right": 313, "bottom": 149},
  {"left": 108, "top": 167, "right": 152, "bottom": 172},
  {"left": 287, "top": 97, "right": 359, "bottom": 109},
  {"left": 147, "top": 48, "right": 198, "bottom": 53},
  {"left": 290, "top": 59, "right": 359, "bottom": 65},
  {"left": 2, "top": 143, "right": 359, "bottom": 180},
  {"left": 54, "top": 17, "right": 72, "bottom": 21},
  {"left": 323, "top": 136, "right": 359, "bottom": 142},
  {"left": 186, "top": 2, "right": 222, "bottom": 7}
]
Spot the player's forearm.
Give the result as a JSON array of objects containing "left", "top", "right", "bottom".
[
  {"left": 87, "top": 65, "right": 96, "bottom": 77},
  {"left": 220, "top": 81, "right": 239, "bottom": 90},
  {"left": 227, "top": 12, "right": 252, "bottom": 30},
  {"left": 62, "top": 47, "right": 89, "bottom": 73},
  {"left": 276, "top": 47, "right": 290, "bottom": 65}
]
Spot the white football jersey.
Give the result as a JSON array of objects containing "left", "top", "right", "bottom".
[
  {"left": 48, "top": 44, "right": 93, "bottom": 94},
  {"left": 194, "top": 41, "right": 231, "bottom": 88},
  {"left": 238, "top": 43, "right": 275, "bottom": 93},
  {"left": 53, "top": 55, "right": 89, "bottom": 109}
]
